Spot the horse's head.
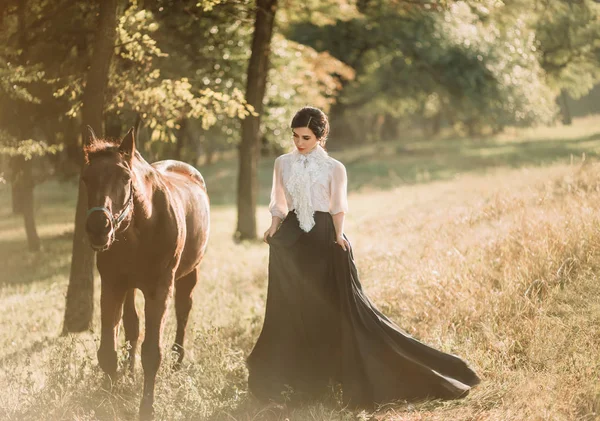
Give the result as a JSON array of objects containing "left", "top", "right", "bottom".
[{"left": 82, "top": 127, "right": 136, "bottom": 252}]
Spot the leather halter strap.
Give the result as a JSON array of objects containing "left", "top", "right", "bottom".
[{"left": 86, "top": 181, "right": 133, "bottom": 229}]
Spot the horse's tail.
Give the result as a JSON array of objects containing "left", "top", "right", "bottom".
[{"left": 153, "top": 160, "right": 207, "bottom": 192}]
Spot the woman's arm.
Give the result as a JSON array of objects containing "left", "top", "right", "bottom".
[
  {"left": 332, "top": 211, "right": 349, "bottom": 251},
  {"left": 330, "top": 161, "right": 350, "bottom": 251},
  {"left": 265, "top": 157, "right": 287, "bottom": 243}
]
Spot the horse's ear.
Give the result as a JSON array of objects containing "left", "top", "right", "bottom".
[
  {"left": 119, "top": 127, "right": 136, "bottom": 163},
  {"left": 86, "top": 125, "right": 97, "bottom": 145},
  {"left": 83, "top": 125, "right": 98, "bottom": 164}
]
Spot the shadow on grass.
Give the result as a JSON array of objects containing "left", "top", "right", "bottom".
[
  {"left": 0, "top": 230, "right": 72, "bottom": 287},
  {"left": 343, "top": 132, "right": 600, "bottom": 192},
  {"left": 204, "top": 397, "right": 343, "bottom": 421},
  {"left": 202, "top": 393, "right": 450, "bottom": 421},
  {"left": 0, "top": 335, "right": 62, "bottom": 368},
  {"left": 197, "top": 132, "right": 600, "bottom": 206}
]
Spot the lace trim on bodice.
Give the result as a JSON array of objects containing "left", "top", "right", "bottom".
[{"left": 284, "top": 145, "right": 333, "bottom": 232}]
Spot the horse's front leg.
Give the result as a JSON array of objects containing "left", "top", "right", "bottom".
[
  {"left": 122, "top": 288, "right": 139, "bottom": 373},
  {"left": 139, "top": 285, "right": 170, "bottom": 421},
  {"left": 97, "top": 280, "right": 127, "bottom": 380}
]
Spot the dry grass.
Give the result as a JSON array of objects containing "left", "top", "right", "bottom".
[{"left": 1, "top": 118, "right": 600, "bottom": 420}]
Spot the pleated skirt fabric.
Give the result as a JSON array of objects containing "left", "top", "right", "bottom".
[{"left": 247, "top": 211, "right": 480, "bottom": 407}]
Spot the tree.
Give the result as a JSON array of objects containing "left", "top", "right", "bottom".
[
  {"left": 531, "top": 0, "right": 600, "bottom": 125},
  {"left": 63, "top": 0, "right": 118, "bottom": 333},
  {"left": 13, "top": 0, "right": 40, "bottom": 252},
  {"left": 236, "top": 0, "right": 279, "bottom": 240},
  {"left": 0, "top": 0, "right": 57, "bottom": 252}
]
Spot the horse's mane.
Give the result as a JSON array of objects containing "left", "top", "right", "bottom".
[{"left": 83, "top": 139, "right": 121, "bottom": 164}]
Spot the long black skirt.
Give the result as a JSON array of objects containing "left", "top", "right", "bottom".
[{"left": 247, "top": 212, "right": 480, "bottom": 407}]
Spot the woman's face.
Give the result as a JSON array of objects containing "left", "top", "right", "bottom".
[{"left": 292, "top": 127, "right": 319, "bottom": 154}]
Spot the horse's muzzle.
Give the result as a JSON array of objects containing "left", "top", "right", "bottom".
[
  {"left": 88, "top": 232, "right": 114, "bottom": 252},
  {"left": 89, "top": 240, "right": 112, "bottom": 252},
  {"left": 86, "top": 212, "right": 115, "bottom": 252}
]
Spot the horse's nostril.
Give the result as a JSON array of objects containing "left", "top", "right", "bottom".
[{"left": 86, "top": 213, "right": 112, "bottom": 235}]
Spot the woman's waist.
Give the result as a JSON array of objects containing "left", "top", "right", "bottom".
[
  {"left": 284, "top": 210, "right": 334, "bottom": 228},
  {"left": 288, "top": 210, "right": 333, "bottom": 217}
]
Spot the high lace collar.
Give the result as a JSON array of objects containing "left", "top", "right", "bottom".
[
  {"left": 291, "top": 144, "right": 328, "bottom": 161},
  {"left": 285, "top": 145, "right": 333, "bottom": 232}
]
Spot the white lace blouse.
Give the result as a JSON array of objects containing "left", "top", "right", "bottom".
[{"left": 269, "top": 145, "right": 348, "bottom": 232}]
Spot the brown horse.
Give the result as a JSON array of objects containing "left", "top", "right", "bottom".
[{"left": 82, "top": 128, "right": 210, "bottom": 420}]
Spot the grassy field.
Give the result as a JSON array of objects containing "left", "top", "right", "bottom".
[{"left": 1, "top": 116, "right": 600, "bottom": 420}]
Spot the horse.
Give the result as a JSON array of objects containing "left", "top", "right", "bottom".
[{"left": 81, "top": 127, "right": 210, "bottom": 419}]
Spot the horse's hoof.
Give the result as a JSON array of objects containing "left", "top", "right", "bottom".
[{"left": 171, "top": 344, "right": 184, "bottom": 371}]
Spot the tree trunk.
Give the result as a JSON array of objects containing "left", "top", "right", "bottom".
[
  {"left": 104, "top": 112, "right": 122, "bottom": 139},
  {"left": 236, "top": 0, "right": 278, "bottom": 240},
  {"left": 560, "top": 89, "right": 572, "bottom": 126},
  {"left": 64, "top": 116, "right": 82, "bottom": 169},
  {"left": 63, "top": 0, "right": 118, "bottom": 334},
  {"left": 20, "top": 158, "right": 41, "bottom": 252},
  {"left": 11, "top": 0, "right": 28, "bottom": 216},
  {"left": 328, "top": 101, "right": 355, "bottom": 146},
  {"left": 10, "top": 157, "right": 24, "bottom": 214},
  {"left": 431, "top": 112, "right": 442, "bottom": 137},
  {"left": 11, "top": 0, "right": 40, "bottom": 252},
  {"left": 380, "top": 113, "right": 395, "bottom": 141},
  {"left": 10, "top": 156, "right": 41, "bottom": 251},
  {"left": 205, "top": 147, "right": 214, "bottom": 166},
  {"left": 11, "top": 184, "right": 23, "bottom": 214}
]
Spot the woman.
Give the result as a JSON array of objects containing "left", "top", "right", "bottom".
[{"left": 247, "top": 107, "right": 480, "bottom": 407}]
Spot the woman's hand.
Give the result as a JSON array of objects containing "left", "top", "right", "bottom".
[
  {"left": 263, "top": 225, "right": 279, "bottom": 243},
  {"left": 263, "top": 216, "right": 283, "bottom": 244},
  {"left": 335, "top": 234, "right": 349, "bottom": 251}
]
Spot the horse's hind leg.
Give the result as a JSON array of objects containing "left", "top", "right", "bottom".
[
  {"left": 172, "top": 268, "right": 198, "bottom": 368},
  {"left": 122, "top": 288, "right": 139, "bottom": 373}
]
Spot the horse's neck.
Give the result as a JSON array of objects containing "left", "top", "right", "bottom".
[{"left": 130, "top": 155, "right": 156, "bottom": 222}]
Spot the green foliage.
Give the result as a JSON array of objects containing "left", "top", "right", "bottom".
[
  {"left": 290, "top": 0, "right": 559, "bottom": 139},
  {"left": 1, "top": 0, "right": 599, "bottom": 162},
  {"left": 0, "top": 1, "right": 69, "bottom": 160},
  {"left": 108, "top": 2, "right": 254, "bottom": 138},
  {"left": 0, "top": 135, "right": 63, "bottom": 160},
  {"left": 196, "top": 0, "right": 224, "bottom": 11},
  {"left": 532, "top": 0, "right": 600, "bottom": 99},
  {"left": 0, "top": 0, "right": 257, "bottom": 163},
  {"left": 278, "top": 0, "right": 360, "bottom": 26},
  {"left": 0, "top": 57, "right": 45, "bottom": 103},
  {"left": 141, "top": 0, "right": 354, "bottom": 151},
  {"left": 437, "top": 2, "right": 556, "bottom": 130},
  {"left": 264, "top": 35, "right": 355, "bottom": 147},
  {"left": 145, "top": 0, "right": 255, "bottom": 147}
]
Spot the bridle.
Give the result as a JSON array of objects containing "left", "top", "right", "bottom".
[{"left": 86, "top": 180, "right": 134, "bottom": 232}]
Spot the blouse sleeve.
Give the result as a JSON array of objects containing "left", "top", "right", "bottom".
[
  {"left": 269, "top": 157, "right": 289, "bottom": 219},
  {"left": 330, "top": 161, "right": 349, "bottom": 215}
]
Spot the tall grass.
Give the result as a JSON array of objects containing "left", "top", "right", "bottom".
[{"left": 1, "top": 118, "right": 600, "bottom": 420}]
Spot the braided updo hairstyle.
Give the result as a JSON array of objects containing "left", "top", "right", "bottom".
[{"left": 290, "top": 106, "right": 330, "bottom": 147}]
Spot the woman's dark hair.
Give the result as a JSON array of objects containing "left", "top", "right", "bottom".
[{"left": 290, "top": 106, "right": 330, "bottom": 144}]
